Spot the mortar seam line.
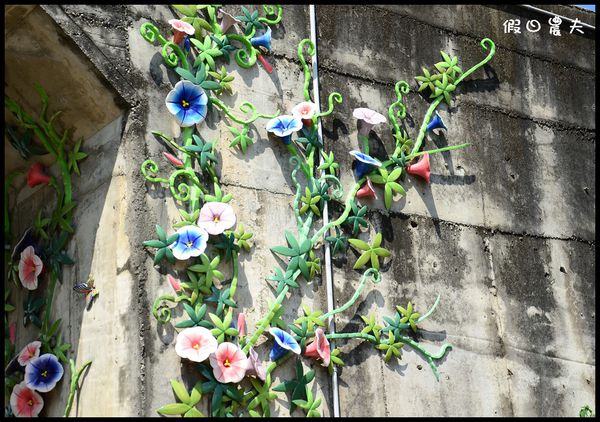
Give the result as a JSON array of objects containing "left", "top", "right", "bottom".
[
  {"left": 218, "top": 179, "right": 595, "bottom": 244},
  {"left": 316, "top": 65, "right": 596, "bottom": 134},
  {"left": 374, "top": 210, "right": 595, "bottom": 245}
]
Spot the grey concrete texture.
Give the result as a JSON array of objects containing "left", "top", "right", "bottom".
[
  {"left": 315, "top": 4, "right": 595, "bottom": 417},
  {"left": 318, "top": 69, "right": 595, "bottom": 240},
  {"left": 4, "top": 3, "right": 595, "bottom": 418},
  {"left": 6, "top": 3, "right": 331, "bottom": 417},
  {"left": 316, "top": 4, "right": 595, "bottom": 129}
]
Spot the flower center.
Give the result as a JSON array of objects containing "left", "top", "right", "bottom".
[
  {"left": 223, "top": 359, "right": 231, "bottom": 367},
  {"left": 27, "top": 399, "right": 33, "bottom": 406},
  {"left": 186, "top": 241, "right": 194, "bottom": 248},
  {"left": 213, "top": 215, "right": 220, "bottom": 223},
  {"left": 41, "top": 370, "right": 48, "bottom": 378},
  {"left": 193, "top": 342, "right": 200, "bottom": 350},
  {"left": 181, "top": 99, "right": 190, "bottom": 108}
]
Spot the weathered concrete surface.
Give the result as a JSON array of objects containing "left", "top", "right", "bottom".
[
  {"left": 4, "top": 5, "right": 126, "bottom": 176},
  {"left": 4, "top": 4, "right": 594, "bottom": 418},
  {"left": 316, "top": 4, "right": 595, "bottom": 417},
  {"left": 6, "top": 3, "right": 332, "bottom": 417}
]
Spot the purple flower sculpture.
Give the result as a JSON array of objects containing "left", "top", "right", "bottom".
[
  {"left": 349, "top": 150, "right": 382, "bottom": 180},
  {"left": 165, "top": 80, "right": 208, "bottom": 127},
  {"left": 269, "top": 327, "right": 301, "bottom": 361},
  {"left": 266, "top": 115, "right": 303, "bottom": 145},
  {"left": 24, "top": 353, "right": 64, "bottom": 393}
]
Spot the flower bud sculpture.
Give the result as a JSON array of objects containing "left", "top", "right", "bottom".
[{"left": 406, "top": 152, "right": 431, "bottom": 184}]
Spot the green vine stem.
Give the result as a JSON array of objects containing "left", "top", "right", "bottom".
[
  {"left": 209, "top": 97, "right": 279, "bottom": 125},
  {"left": 139, "top": 22, "right": 188, "bottom": 70},
  {"left": 63, "top": 359, "right": 92, "bottom": 417},
  {"left": 5, "top": 95, "right": 73, "bottom": 210},
  {"left": 229, "top": 251, "right": 240, "bottom": 298},
  {"left": 290, "top": 156, "right": 305, "bottom": 229},
  {"left": 151, "top": 130, "right": 187, "bottom": 153},
  {"left": 286, "top": 144, "right": 311, "bottom": 180},
  {"left": 319, "top": 175, "right": 344, "bottom": 201},
  {"left": 227, "top": 34, "right": 258, "bottom": 68},
  {"left": 314, "top": 92, "right": 342, "bottom": 119},
  {"left": 310, "top": 180, "right": 362, "bottom": 244},
  {"left": 297, "top": 39, "right": 315, "bottom": 102},
  {"left": 326, "top": 332, "right": 377, "bottom": 343},
  {"left": 258, "top": 5, "right": 283, "bottom": 25},
  {"left": 388, "top": 80, "right": 410, "bottom": 157},
  {"left": 395, "top": 335, "right": 452, "bottom": 381},
  {"left": 242, "top": 286, "right": 289, "bottom": 354},
  {"left": 320, "top": 269, "right": 381, "bottom": 322},
  {"left": 152, "top": 294, "right": 191, "bottom": 324},
  {"left": 4, "top": 170, "right": 23, "bottom": 241},
  {"left": 181, "top": 127, "right": 201, "bottom": 213},
  {"left": 410, "top": 38, "right": 496, "bottom": 157},
  {"left": 162, "top": 41, "right": 189, "bottom": 70},
  {"left": 141, "top": 159, "right": 170, "bottom": 184},
  {"left": 264, "top": 350, "right": 294, "bottom": 386}
]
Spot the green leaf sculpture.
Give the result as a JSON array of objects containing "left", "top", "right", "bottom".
[{"left": 348, "top": 233, "right": 391, "bottom": 270}]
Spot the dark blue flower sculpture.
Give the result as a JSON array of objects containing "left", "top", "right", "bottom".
[
  {"left": 266, "top": 115, "right": 303, "bottom": 145},
  {"left": 426, "top": 111, "right": 447, "bottom": 133},
  {"left": 269, "top": 327, "right": 301, "bottom": 361},
  {"left": 349, "top": 150, "right": 382, "bottom": 180},
  {"left": 165, "top": 80, "right": 208, "bottom": 127},
  {"left": 251, "top": 26, "right": 272, "bottom": 52},
  {"left": 24, "top": 353, "right": 64, "bottom": 393}
]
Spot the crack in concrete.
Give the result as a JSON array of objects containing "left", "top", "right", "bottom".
[
  {"left": 220, "top": 180, "right": 296, "bottom": 199},
  {"left": 503, "top": 343, "right": 596, "bottom": 367},
  {"left": 379, "top": 209, "right": 595, "bottom": 246},
  {"left": 482, "top": 235, "right": 515, "bottom": 416}
]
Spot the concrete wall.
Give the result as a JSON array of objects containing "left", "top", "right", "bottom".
[
  {"left": 4, "top": 4, "right": 594, "bottom": 417},
  {"left": 315, "top": 4, "right": 595, "bottom": 417}
]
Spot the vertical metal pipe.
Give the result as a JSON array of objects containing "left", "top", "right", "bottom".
[{"left": 309, "top": 4, "right": 341, "bottom": 418}]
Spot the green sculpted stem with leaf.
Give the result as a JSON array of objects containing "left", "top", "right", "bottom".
[{"left": 140, "top": 4, "right": 495, "bottom": 417}]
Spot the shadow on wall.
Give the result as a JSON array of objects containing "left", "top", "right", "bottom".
[{"left": 4, "top": 5, "right": 129, "bottom": 417}]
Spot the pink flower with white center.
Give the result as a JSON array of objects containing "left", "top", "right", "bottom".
[
  {"left": 197, "top": 202, "right": 236, "bottom": 236},
  {"left": 303, "top": 328, "right": 331, "bottom": 367},
  {"left": 18, "top": 246, "right": 43, "bottom": 290},
  {"left": 175, "top": 327, "right": 218, "bottom": 363},
  {"left": 209, "top": 342, "right": 248, "bottom": 384},
  {"left": 168, "top": 19, "right": 195, "bottom": 44},
  {"left": 10, "top": 381, "right": 44, "bottom": 418},
  {"left": 292, "top": 101, "right": 317, "bottom": 127},
  {"left": 167, "top": 274, "right": 183, "bottom": 293},
  {"left": 244, "top": 347, "right": 266, "bottom": 381},
  {"left": 17, "top": 341, "right": 42, "bottom": 367},
  {"left": 353, "top": 107, "right": 387, "bottom": 136}
]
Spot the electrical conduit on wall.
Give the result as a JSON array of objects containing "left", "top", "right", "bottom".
[{"left": 309, "top": 4, "right": 341, "bottom": 418}]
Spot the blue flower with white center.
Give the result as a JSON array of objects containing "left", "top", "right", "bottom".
[
  {"left": 250, "top": 26, "right": 272, "bottom": 52},
  {"left": 165, "top": 80, "right": 208, "bottom": 127},
  {"left": 266, "top": 115, "right": 303, "bottom": 145},
  {"left": 168, "top": 225, "right": 208, "bottom": 261},
  {"left": 24, "top": 353, "right": 64, "bottom": 393},
  {"left": 269, "top": 327, "right": 301, "bottom": 361},
  {"left": 349, "top": 150, "right": 382, "bottom": 180}
]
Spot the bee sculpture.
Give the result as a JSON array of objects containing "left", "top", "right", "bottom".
[{"left": 73, "top": 275, "right": 98, "bottom": 310}]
